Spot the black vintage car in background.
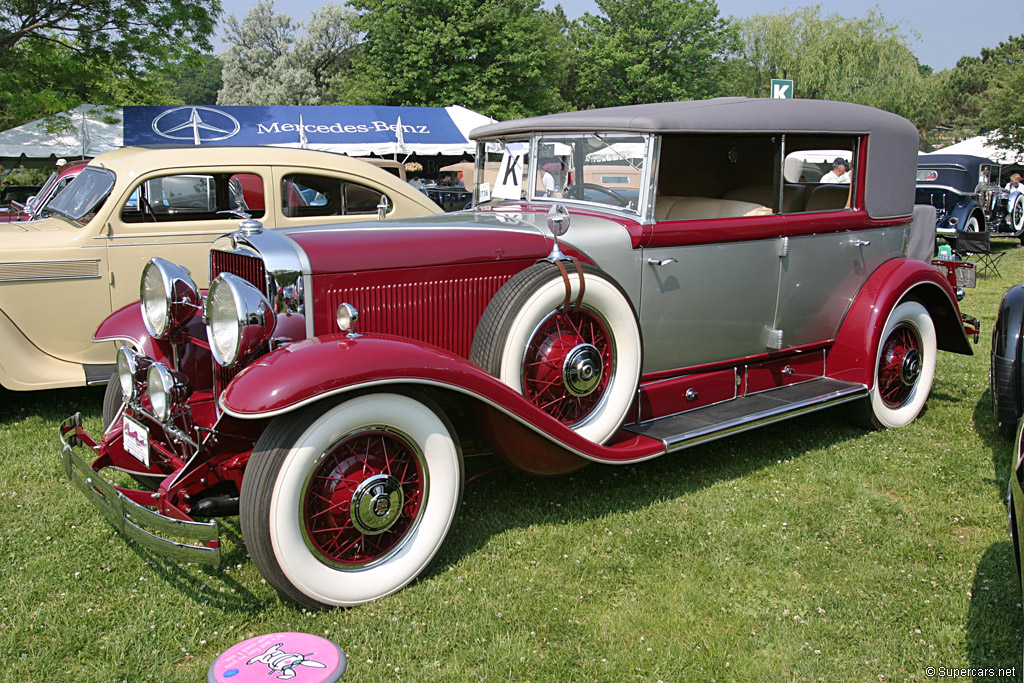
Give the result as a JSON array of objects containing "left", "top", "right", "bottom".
[{"left": 917, "top": 153, "right": 1024, "bottom": 240}]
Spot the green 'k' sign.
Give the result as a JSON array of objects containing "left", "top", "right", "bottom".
[{"left": 770, "top": 79, "right": 794, "bottom": 99}]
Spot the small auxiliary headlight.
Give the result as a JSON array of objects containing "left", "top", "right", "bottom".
[
  {"left": 146, "top": 362, "right": 192, "bottom": 423},
  {"left": 141, "top": 258, "right": 201, "bottom": 339},
  {"left": 336, "top": 303, "right": 360, "bottom": 335},
  {"left": 116, "top": 346, "right": 150, "bottom": 402}
]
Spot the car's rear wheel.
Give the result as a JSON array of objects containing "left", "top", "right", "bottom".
[
  {"left": 470, "top": 262, "right": 641, "bottom": 444},
  {"left": 854, "top": 301, "right": 936, "bottom": 429},
  {"left": 964, "top": 214, "right": 982, "bottom": 233},
  {"left": 1012, "top": 194, "right": 1024, "bottom": 234},
  {"left": 240, "top": 392, "right": 463, "bottom": 609}
]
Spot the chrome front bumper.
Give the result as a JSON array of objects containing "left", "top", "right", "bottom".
[{"left": 58, "top": 413, "right": 221, "bottom": 568}]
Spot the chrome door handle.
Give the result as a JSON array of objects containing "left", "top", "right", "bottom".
[
  {"left": 852, "top": 239, "right": 871, "bottom": 247},
  {"left": 647, "top": 257, "right": 678, "bottom": 267}
]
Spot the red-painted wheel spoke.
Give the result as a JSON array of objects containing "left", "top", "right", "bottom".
[
  {"left": 522, "top": 307, "right": 613, "bottom": 427},
  {"left": 877, "top": 324, "right": 920, "bottom": 407},
  {"left": 303, "top": 430, "right": 424, "bottom": 566}
]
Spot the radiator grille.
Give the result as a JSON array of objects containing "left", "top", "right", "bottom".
[
  {"left": 210, "top": 249, "right": 268, "bottom": 396},
  {"left": 326, "top": 275, "right": 511, "bottom": 358},
  {"left": 211, "top": 250, "right": 266, "bottom": 292}
]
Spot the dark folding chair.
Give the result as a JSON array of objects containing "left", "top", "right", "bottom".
[{"left": 951, "top": 229, "right": 1004, "bottom": 277}]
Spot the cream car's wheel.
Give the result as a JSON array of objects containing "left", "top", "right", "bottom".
[
  {"left": 240, "top": 393, "right": 463, "bottom": 609},
  {"left": 470, "top": 262, "right": 641, "bottom": 444},
  {"left": 857, "top": 301, "right": 937, "bottom": 429},
  {"left": 101, "top": 372, "right": 123, "bottom": 431}
]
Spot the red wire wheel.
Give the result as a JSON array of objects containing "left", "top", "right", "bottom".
[
  {"left": 301, "top": 428, "right": 425, "bottom": 568},
  {"left": 876, "top": 322, "right": 923, "bottom": 408},
  {"left": 521, "top": 306, "right": 613, "bottom": 426}
]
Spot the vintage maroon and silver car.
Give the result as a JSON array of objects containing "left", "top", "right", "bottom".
[{"left": 60, "top": 98, "right": 979, "bottom": 609}]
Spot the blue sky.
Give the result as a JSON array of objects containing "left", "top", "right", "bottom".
[{"left": 215, "top": 0, "right": 1013, "bottom": 73}]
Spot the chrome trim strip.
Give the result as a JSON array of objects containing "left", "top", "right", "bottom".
[
  {"left": 0, "top": 259, "right": 101, "bottom": 282},
  {"left": 59, "top": 417, "right": 220, "bottom": 568}
]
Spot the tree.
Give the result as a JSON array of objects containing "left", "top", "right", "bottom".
[
  {"left": 568, "top": 0, "right": 735, "bottom": 109},
  {"left": 728, "top": 7, "right": 937, "bottom": 131},
  {"left": 218, "top": 1, "right": 358, "bottom": 106},
  {"left": 0, "top": 0, "right": 220, "bottom": 128},
  {"left": 937, "top": 35, "right": 1024, "bottom": 141},
  {"left": 978, "top": 38, "right": 1024, "bottom": 154},
  {"left": 341, "top": 0, "right": 567, "bottom": 120},
  {"left": 0, "top": 0, "right": 219, "bottom": 68},
  {"left": 161, "top": 55, "right": 224, "bottom": 105}
]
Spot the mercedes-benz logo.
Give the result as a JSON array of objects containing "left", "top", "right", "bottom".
[{"left": 151, "top": 106, "right": 240, "bottom": 144}]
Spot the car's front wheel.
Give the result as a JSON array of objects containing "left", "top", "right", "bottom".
[
  {"left": 240, "top": 392, "right": 463, "bottom": 609},
  {"left": 854, "top": 301, "right": 937, "bottom": 429},
  {"left": 101, "top": 372, "right": 123, "bottom": 431},
  {"left": 470, "top": 262, "right": 641, "bottom": 444}
]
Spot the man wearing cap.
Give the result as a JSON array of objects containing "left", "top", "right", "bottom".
[{"left": 819, "top": 158, "right": 850, "bottom": 184}]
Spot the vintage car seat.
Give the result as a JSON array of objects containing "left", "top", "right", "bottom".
[
  {"left": 721, "top": 184, "right": 807, "bottom": 214},
  {"left": 804, "top": 184, "right": 851, "bottom": 212},
  {"left": 654, "top": 196, "right": 766, "bottom": 221}
]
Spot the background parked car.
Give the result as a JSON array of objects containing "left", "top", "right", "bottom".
[
  {"left": 917, "top": 153, "right": 1024, "bottom": 239},
  {"left": 0, "top": 145, "right": 440, "bottom": 392}
]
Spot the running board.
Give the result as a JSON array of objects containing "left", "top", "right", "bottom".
[{"left": 625, "top": 378, "right": 867, "bottom": 452}]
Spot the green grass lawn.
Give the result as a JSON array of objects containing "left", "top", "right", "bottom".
[{"left": 3, "top": 244, "right": 1024, "bottom": 682}]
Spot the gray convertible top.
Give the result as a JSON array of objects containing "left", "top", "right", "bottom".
[{"left": 471, "top": 98, "right": 920, "bottom": 220}]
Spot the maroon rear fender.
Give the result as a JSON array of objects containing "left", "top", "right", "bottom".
[
  {"left": 219, "top": 334, "right": 664, "bottom": 465},
  {"left": 828, "top": 257, "right": 972, "bottom": 387}
]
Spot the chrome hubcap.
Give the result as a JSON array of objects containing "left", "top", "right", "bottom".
[
  {"left": 351, "top": 474, "right": 404, "bottom": 535},
  {"left": 900, "top": 349, "right": 922, "bottom": 387},
  {"left": 562, "top": 343, "right": 603, "bottom": 397}
]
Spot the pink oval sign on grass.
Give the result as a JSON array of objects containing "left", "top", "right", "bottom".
[{"left": 208, "top": 632, "right": 346, "bottom": 682}]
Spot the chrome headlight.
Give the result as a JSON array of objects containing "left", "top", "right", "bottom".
[
  {"left": 205, "top": 272, "right": 276, "bottom": 367},
  {"left": 146, "top": 362, "right": 191, "bottom": 423},
  {"left": 141, "top": 258, "right": 201, "bottom": 338},
  {"left": 116, "top": 346, "right": 151, "bottom": 402}
]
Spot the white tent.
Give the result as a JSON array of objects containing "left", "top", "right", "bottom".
[
  {"left": 926, "top": 135, "right": 1024, "bottom": 165},
  {"left": 0, "top": 104, "right": 122, "bottom": 168}
]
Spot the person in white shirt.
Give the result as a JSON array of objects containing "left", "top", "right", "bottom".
[
  {"left": 819, "top": 158, "right": 850, "bottom": 184},
  {"left": 1005, "top": 173, "right": 1023, "bottom": 194}
]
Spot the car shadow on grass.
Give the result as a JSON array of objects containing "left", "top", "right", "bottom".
[
  {"left": 435, "top": 402, "right": 871, "bottom": 577},
  {"left": 965, "top": 540, "right": 1023, "bottom": 676}
]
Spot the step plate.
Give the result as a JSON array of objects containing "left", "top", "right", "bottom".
[{"left": 625, "top": 377, "right": 867, "bottom": 451}]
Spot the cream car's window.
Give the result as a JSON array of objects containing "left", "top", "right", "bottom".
[
  {"left": 47, "top": 167, "right": 114, "bottom": 221},
  {"left": 120, "top": 172, "right": 264, "bottom": 223},
  {"left": 282, "top": 174, "right": 388, "bottom": 217}
]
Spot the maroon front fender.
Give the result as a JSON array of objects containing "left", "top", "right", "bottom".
[
  {"left": 829, "top": 258, "right": 972, "bottom": 387},
  {"left": 220, "top": 334, "right": 663, "bottom": 465}
]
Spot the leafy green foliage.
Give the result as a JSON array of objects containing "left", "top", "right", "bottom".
[
  {"left": 160, "top": 55, "right": 224, "bottom": 106},
  {"left": 935, "top": 36, "right": 1024, "bottom": 143},
  {"left": 728, "top": 7, "right": 937, "bottom": 130},
  {"left": 568, "top": 0, "right": 736, "bottom": 109},
  {"left": 0, "top": 0, "right": 220, "bottom": 129},
  {"left": 341, "top": 0, "right": 567, "bottom": 119},
  {"left": 218, "top": 1, "right": 358, "bottom": 106}
]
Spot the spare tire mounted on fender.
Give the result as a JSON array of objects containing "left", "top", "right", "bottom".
[{"left": 470, "top": 261, "right": 641, "bottom": 444}]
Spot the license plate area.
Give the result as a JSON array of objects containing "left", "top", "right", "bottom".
[{"left": 122, "top": 414, "right": 150, "bottom": 467}]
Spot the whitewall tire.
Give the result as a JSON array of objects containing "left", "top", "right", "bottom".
[
  {"left": 470, "top": 262, "right": 641, "bottom": 444},
  {"left": 240, "top": 392, "right": 463, "bottom": 609},
  {"left": 859, "top": 301, "right": 937, "bottom": 429}
]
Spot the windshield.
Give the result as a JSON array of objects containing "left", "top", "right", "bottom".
[
  {"left": 46, "top": 167, "right": 114, "bottom": 221},
  {"left": 475, "top": 133, "right": 649, "bottom": 215}
]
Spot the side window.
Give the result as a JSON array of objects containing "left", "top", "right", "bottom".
[
  {"left": 783, "top": 137, "right": 858, "bottom": 213},
  {"left": 120, "top": 172, "right": 265, "bottom": 223},
  {"left": 281, "top": 174, "right": 388, "bottom": 217},
  {"left": 655, "top": 135, "right": 775, "bottom": 221}
]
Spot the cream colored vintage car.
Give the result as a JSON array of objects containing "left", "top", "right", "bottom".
[{"left": 0, "top": 146, "right": 441, "bottom": 391}]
